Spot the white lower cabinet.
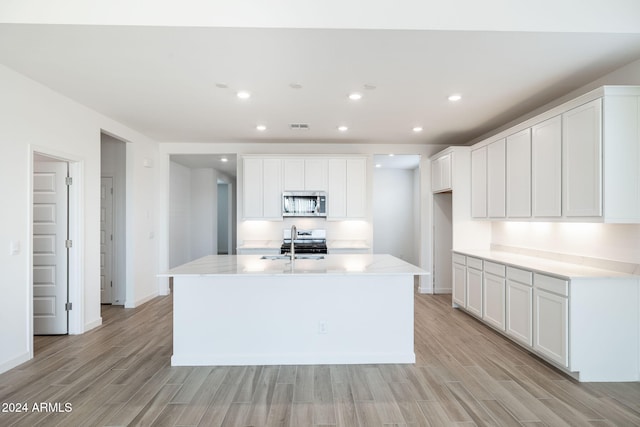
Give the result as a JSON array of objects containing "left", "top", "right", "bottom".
[
  {"left": 466, "top": 258, "right": 483, "bottom": 318},
  {"left": 452, "top": 255, "right": 466, "bottom": 307},
  {"left": 505, "top": 272, "right": 533, "bottom": 346},
  {"left": 452, "top": 252, "right": 640, "bottom": 381},
  {"left": 483, "top": 271, "right": 506, "bottom": 331},
  {"left": 533, "top": 274, "right": 569, "bottom": 368}
]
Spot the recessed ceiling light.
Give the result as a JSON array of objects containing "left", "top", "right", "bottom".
[
  {"left": 338, "top": 125, "right": 349, "bottom": 132},
  {"left": 220, "top": 157, "right": 228, "bottom": 162},
  {"left": 412, "top": 126, "right": 423, "bottom": 132},
  {"left": 348, "top": 93, "right": 362, "bottom": 101},
  {"left": 388, "top": 154, "right": 395, "bottom": 157},
  {"left": 256, "top": 125, "right": 267, "bottom": 131},
  {"left": 448, "top": 94, "right": 462, "bottom": 102},
  {"left": 237, "top": 91, "right": 251, "bottom": 99},
  {"left": 375, "top": 164, "right": 382, "bottom": 168}
]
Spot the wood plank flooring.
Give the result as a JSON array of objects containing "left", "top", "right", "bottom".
[{"left": 1, "top": 291, "right": 639, "bottom": 426}]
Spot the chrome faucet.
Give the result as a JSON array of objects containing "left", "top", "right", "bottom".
[{"left": 290, "top": 224, "right": 297, "bottom": 261}]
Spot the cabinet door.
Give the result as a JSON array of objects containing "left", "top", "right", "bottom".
[
  {"left": 533, "top": 288, "right": 568, "bottom": 367},
  {"left": 563, "top": 98, "right": 602, "bottom": 217},
  {"left": 452, "top": 262, "right": 466, "bottom": 307},
  {"left": 243, "top": 158, "right": 264, "bottom": 218},
  {"left": 487, "top": 139, "right": 506, "bottom": 218},
  {"left": 483, "top": 272, "right": 506, "bottom": 330},
  {"left": 506, "top": 129, "right": 531, "bottom": 218},
  {"left": 304, "top": 158, "right": 328, "bottom": 191},
  {"left": 466, "top": 267, "right": 483, "bottom": 318},
  {"left": 506, "top": 280, "right": 533, "bottom": 346},
  {"left": 328, "top": 159, "right": 347, "bottom": 218},
  {"left": 471, "top": 147, "right": 488, "bottom": 218},
  {"left": 283, "top": 159, "right": 305, "bottom": 191},
  {"left": 431, "top": 154, "right": 452, "bottom": 192},
  {"left": 346, "top": 158, "right": 367, "bottom": 218},
  {"left": 263, "top": 159, "right": 283, "bottom": 219},
  {"left": 532, "top": 116, "right": 562, "bottom": 217}
]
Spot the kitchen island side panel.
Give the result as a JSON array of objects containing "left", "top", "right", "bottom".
[{"left": 172, "top": 274, "right": 415, "bottom": 366}]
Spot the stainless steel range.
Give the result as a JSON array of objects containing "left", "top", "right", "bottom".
[{"left": 280, "top": 228, "right": 328, "bottom": 255}]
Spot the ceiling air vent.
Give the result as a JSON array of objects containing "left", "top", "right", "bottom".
[{"left": 289, "top": 123, "right": 310, "bottom": 130}]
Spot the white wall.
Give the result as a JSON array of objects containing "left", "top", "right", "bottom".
[
  {"left": 191, "top": 168, "right": 217, "bottom": 259},
  {"left": 169, "top": 161, "right": 192, "bottom": 268},
  {"left": 0, "top": 64, "right": 159, "bottom": 374},
  {"left": 492, "top": 222, "right": 640, "bottom": 266},
  {"left": 373, "top": 168, "right": 417, "bottom": 264}
]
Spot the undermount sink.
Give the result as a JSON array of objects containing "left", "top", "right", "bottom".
[{"left": 260, "top": 255, "right": 325, "bottom": 260}]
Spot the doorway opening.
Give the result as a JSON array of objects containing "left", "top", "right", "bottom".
[
  {"left": 433, "top": 192, "right": 453, "bottom": 293},
  {"left": 100, "top": 133, "right": 127, "bottom": 305},
  {"left": 217, "top": 180, "right": 232, "bottom": 255},
  {"left": 372, "top": 154, "right": 421, "bottom": 265},
  {"left": 169, "top": 154, "right": 237, "bottom": 267}
]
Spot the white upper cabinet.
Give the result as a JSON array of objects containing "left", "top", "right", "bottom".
[
  {"left": 487, "top": 139, "right": 506, "bottom": 218},
  {"left": 469, "top": 86, "right": 640, "bottom": 223},
  {"left": 532, "top": 116, "right": 562, "bottom": 217},
  {"left": 283, "top": 158, "right": 328, "bottom": 191},
  {"left": 243, "top": 157, "right": 282, "bottom": 220},
  {"left": 327, "top": 157, "right": 367, "bottom": 219},
  {"left": 283, "top": 159, "right": 305, "bottom": 191},
  {"left": 304, "top": 158, "right": 328, "bottom": 191},
  {"left": 506, "top": 129, "right": 532, "bottom": 218},
  {"left": 471, "top": 146, "right": 488, "bottom": 218},
  {"left": 431, "top": 152, "right": 452, "bottom": 193},
  {"left": 562, "top": 98, "right": 603, "bottom": 218}
]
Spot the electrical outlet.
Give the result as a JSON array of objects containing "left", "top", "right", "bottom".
[{"left": 318, "top": 321, "right": 328, "bottom": 334}]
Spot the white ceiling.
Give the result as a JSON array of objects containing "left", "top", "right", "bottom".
[{"left": 1, "top": 4, "right": 640, "bottom": 146}]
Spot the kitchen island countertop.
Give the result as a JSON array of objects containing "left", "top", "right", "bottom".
[{"left": 161, "top": 254, "right": 427, "bottom": 277}]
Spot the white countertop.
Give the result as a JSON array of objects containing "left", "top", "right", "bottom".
[
  {"left": 161, "top": 254, "right": 426, "bottom": 277},
  {"left": 454, "top": 249, "right": 639, "bottom": 279}
]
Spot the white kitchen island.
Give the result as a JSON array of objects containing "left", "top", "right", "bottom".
[{"left": 161, "top": 254, "right": 426, "bottom": 366}]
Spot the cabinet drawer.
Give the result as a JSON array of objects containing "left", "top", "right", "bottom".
[
  {"left": 452, "top": 253, "right": 466, "bottom": 265},
  {"left": 467, "top": 257, "right": 483, "bottom": 270},
  {"left": 484, "top": 261, "right": 506, "bottom": 277},
  {"left": 507, "top": 267, "right": 532, "bottom": 285},
  {"left": 534, "top": 273, "right": 568, "bottom": 296}
]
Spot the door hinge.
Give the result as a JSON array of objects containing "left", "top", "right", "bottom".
[
  {"left": 65, "top": 239, "right": 73, "bottom": 248},
  {"left": 65, "top": 302, "right": 72, "bottom": 311},
  {"left": 110, "top": 234, "right": 113, "bottom": 241},
  {"left": 65, "top": 176, "right": 73, "bottom": 186},
  {"left": 111, "top": 187, "right": 113, "bottom": 194},
  {"left": 110, "top": 281, "right": 113, "bottom": 288}
]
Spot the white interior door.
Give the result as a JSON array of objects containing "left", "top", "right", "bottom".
[
  {"left": 101, "top": 177, "right": 114, "bottom": 304},
  {"left": 33, "top": 159, "right": 69, "bottom": 335}
]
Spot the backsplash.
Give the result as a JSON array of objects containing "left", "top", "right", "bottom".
[{"left": 491, "top": 222, "right": 640, "bottom": 273}]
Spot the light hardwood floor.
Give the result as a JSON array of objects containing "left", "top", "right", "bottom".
[{"left": 1, "top": 292, "right": 639, "bottom": 426}]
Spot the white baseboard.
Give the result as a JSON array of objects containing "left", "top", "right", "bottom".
[
  {"left": 0, "top": 352, "right": 30, "bottom": 375},
  {"left": 82, "top": 317, "right": 103, "bottom": 333},
  {"left": 125, "top": 291, "right": 158, "bottom": 308}
]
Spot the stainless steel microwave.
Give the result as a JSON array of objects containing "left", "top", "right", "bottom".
[{"left": 282, "top": 191, "right": 327, "bottom": 217}]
